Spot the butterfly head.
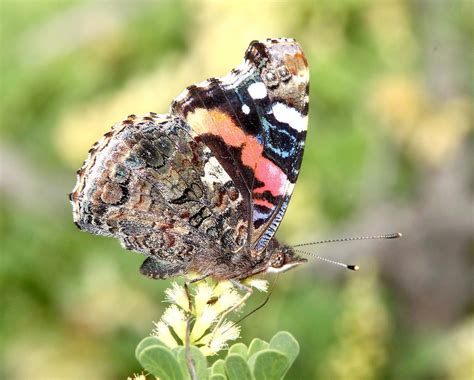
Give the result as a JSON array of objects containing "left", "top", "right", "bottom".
[{"left": 262, "top": 242, "right": 307, "bottom": 275}]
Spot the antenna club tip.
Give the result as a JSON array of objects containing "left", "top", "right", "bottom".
[
  {"left": 386, "top": 232, "right": 402, "bottom": 239},
  {"left": 348, "top": 265, "right": 359, "bottom": 271}
]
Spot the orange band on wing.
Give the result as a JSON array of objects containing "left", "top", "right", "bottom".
[{"left": 187, "top": 108, "right": 286, "bottom": 197}]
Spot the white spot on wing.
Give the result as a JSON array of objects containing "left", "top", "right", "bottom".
[
  {"left": 242, "top": 104, "right": 250, "bottom": 114},
  {"left": 248, "top": 82, "right": 267, "bottom": 99},
  {"left": 195, "top": 80, "right": 211, "bottom": 88},
  {"left": 220, "top": 60, "right": 254, "bottom": 88},
  {"left": 272, "top": 102, "right": 307, "bottom": 132},
  {"left": 174, "top": 88, "right": 190, "bottom": 103},
  {"left": 202, "top": 155, "right": 232, "bottom": 187}
]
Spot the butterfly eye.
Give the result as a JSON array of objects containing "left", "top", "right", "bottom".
[
  {"left": 271, "top": 252, "right": 285, "bottom": 268},
  {"left": 278, "top": 66, "right": 291, "bottom": 82},
  {"left": 266, "top": 71, "right": 276, "bottom": 81},
  {"left": 264, "top": 69, "right": 279, "bottom": 88}
]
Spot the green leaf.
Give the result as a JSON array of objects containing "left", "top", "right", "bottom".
[
  {"left": 138, "top": 345, "right": 185, "bottom": 380},
  {"left": 177, "top": 346, "right": 208, "bottom": 380},
  {"left": 210, "top": 375, "right": 227, "bottom": 380},
  {"left": 135, "top": 336, "right": 167, "bottom": 360},
  {"left": 269, "top": 331, "right": 300, "bottom": 368},
  {"left": 175, "top": 347, "right": 191, "bottom": 380},
  {"left": 250, "top": 349, "right": 289, "bottom": 380},
  {"left": 247, "top": 338, "right": 269, "bottom": 358},
  {"left": 172, "top": 346, "right": 182, "bottom": 359},
  {"left": 228, "top": 342, "right": 248, "bottom": 359},
  {"left": 211, "top": 359, "right": 226, "bottom": 376},
  {"left": 225, "top": 354, "right": 253, "bottom": 380}
]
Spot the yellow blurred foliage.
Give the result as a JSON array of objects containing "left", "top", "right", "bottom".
[
  {"left": 323, "top": 264, "right": 391, "bottom": 380},
  {"left": 60, "top": 257, "right": 157, "bottom": 335},
  {"left": 278, "top": 180, "right": 323, "bottom": 241},
  {"left": 365, "top": 1, "right": 417, "bottom": 68},
  {"left": 444, "top": 318, "right": 474, "bottom": 380},
  {"left": 56, "top": 55, "right": 196, "bottom": 167},
  {"left": 55, "top": 0, "right": 291, "bottom": 168},
  {"left": 4, "top": 333, "right": 109, "bottom": 380},
  {"left": 369, "top": 76, "right": 472, "bottom": 166}
]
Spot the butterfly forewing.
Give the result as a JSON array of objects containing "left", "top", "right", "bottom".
[{"left": 171, "top": 38, "right": 309, "bottom": 253}]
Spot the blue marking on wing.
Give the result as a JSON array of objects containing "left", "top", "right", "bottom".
[
  {"left": 261, "top": 118, "right": 297, "bottom": 159},
  {"left": 254, "top": 196, "right": 290, "bottom": 251}
]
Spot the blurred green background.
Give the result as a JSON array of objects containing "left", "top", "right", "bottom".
[{"left": 1, "top": 1, "right": 472, "bottom": 379}]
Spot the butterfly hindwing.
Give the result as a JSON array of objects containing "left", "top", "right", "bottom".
[{"left": 71, "top": 113, "right": 249, "bottom": 277}]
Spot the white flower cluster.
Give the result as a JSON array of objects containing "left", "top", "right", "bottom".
[
  {"left": 152, "top": 278, "right": 268, "bottom": 356},
  {"left": 127, "top": 374, "right": 148, "bottom": 380}
]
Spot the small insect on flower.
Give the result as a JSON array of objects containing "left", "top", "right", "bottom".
[{"left": 152, "top": 279, "right": 267, "bottom": 356}]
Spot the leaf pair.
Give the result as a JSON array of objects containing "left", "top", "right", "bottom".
[
  {"left": 136, "top": 336, "right": 206, "bottom": 380},
  {"left": 135, "top": 331, "right": 299, "bottom": 380}
]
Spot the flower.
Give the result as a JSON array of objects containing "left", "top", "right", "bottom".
[
  {"left": 164, "top": 282, "right": 189, "bottom": 312},
  {"left": 190, "top": 305, "right": 219, "bottom": 341},
  {"left": 213, "top": 288, "right": 242, "bottom": 314},
  {"left": 200, "top": 321, "right": 241, "bottom": 356},
  {"left": 244, "top": 278, "right": 269, "bottom": 292},
  {"left": 152, "top": 320, "right": 178, "bottom": 348},
  {"left": 151, "top": 278, "right": 267, "bottom": 356},
  {"left": 127, "top": 374, "right": 150, "bottom": 380},
  {"left": 194, "top": 281, "right": 214, "bottom": 316}
]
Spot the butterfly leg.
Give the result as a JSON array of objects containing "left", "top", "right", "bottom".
[{"left": 209, "top": 279, "right": 253, "bottom": 347}]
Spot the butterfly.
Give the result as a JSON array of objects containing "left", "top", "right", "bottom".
[{"left": 70, "top": 38, "right": 310, "bottom": 282}]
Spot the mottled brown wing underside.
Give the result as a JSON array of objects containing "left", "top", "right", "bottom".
[{"left": 71, "top": 113, "right": 248, "bottom": 277}]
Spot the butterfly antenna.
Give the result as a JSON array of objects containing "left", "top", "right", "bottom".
[
  {"left": 292, "top": 232, "right": 402, "bottom": 248},
  {"left": 295, "top": 249, "right": 359, "bottom": 271}
]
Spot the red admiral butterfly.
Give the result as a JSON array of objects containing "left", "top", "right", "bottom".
[{"left": 71, "top": 38, "right": 310, "bottom": 281}]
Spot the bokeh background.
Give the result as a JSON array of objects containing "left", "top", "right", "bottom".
[{"left": 1, "top": 1, "right": 472, "bottom": 379}]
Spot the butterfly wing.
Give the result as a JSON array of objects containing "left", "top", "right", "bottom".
[
  {"left": 171, "top": 38, "right": 309, "bottom": 253},
  {"left": 70, "top": 113, "right": 248, "bottom": 278},
  {"left": 71, "top": 38, "right": 309, "bottom": 280}
]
